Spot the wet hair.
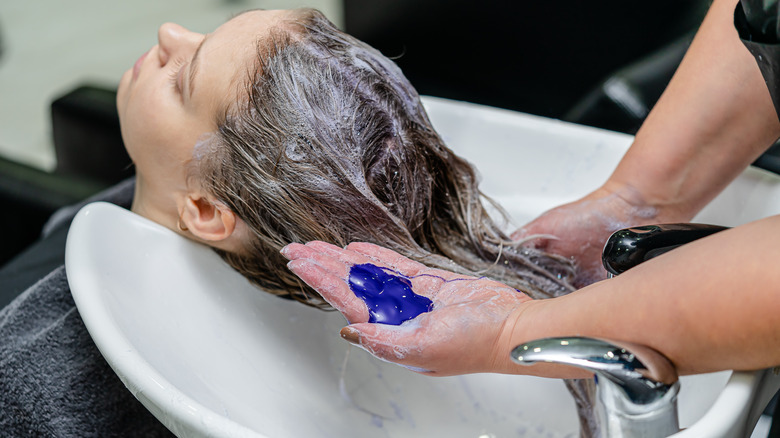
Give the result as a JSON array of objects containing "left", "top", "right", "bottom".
[{"left": 190, "top": 9, "right": 576, "bottom": 307}]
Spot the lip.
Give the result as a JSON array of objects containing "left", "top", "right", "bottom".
[{"left": 132, "top": 50, "right": 149, "bottom": 80}]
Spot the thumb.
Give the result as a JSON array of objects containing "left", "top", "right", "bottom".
[
  {"left": 511, "top": 215, "right": 552, "bottom": 243},
  {"left": 511, "top": 227, "right": 559, "bottom": 250},
  {"left": 510, "top": 226, "right": 531, "bottom": 241},
  {"left": 339, "top": 323, "right": 415, "bottom": 363}
]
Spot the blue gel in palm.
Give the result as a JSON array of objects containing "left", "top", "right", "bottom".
[{"left": 348, "top": 263, "right": 433, "bottom": 325}]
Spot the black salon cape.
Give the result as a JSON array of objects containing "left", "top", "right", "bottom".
[
  {"left": 0, "top": 178, "right": 173, "bottom": 437},
  {"left": 736, "top": 0, "right": 780, "bottom": 120}
]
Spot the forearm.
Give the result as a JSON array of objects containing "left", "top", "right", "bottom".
[
  {"left": 505, "top": 215, "right": 780, "bottom": 376},
  {"left": 606, "top": 0, "right": 780, "bottom": 221}
]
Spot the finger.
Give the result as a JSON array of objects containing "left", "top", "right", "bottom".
[
  {"left": 347, "top": 243, "right": 482, "bottom": 298},
  {"left": 285, "top": 241, "right": 446, "bottom": 316},
  {"left": 509, "top": 225, "right": 531, "bottom": 241},
  {"left": 303, "top": 241, "right": 379, "bottom": 268},
  {"left": 282, "top": 242, "right": 356, "bottom": 279},
  {"left": 284, "top": 241, "right": 394, "bottom": 280},
  {"left": 294, "top": 241, "right": 453, "bottom": 285},
  {"left": 510, "top": 221, "right": 557, "bottom": 246},
  {"left": 344, "top": 242, "right": 429, "bottom": 275},
  {"left": 340, "top": 322, "right": 427, "bottom": 368},
  {"left": 286, "top": 259, "right": 370, "bottom": 323},
  {"left": 279, "top": 242, "right": 309, "bottom": 260}
]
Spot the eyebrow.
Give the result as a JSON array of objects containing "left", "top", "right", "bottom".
[{"left": 187, "top": 34, "right": 209, "bottom": 99}]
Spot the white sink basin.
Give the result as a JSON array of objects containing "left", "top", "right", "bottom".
[{"left": 66, "top": 96, "right": 780, "bottom": 437}]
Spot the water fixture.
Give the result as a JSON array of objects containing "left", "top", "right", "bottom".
[
  {"left": 601, "top": 224, "right": 728, "bottom": 277},
  {"left": 512, "top": 337, "right": 680, "bottom": 438},
  {"left": 511, "top": 224, "right": 727, "bottom": 437}
]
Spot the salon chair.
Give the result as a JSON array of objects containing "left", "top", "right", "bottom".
[
  {"left": 563, "top": 35, "right": 692, "bottom": 136},
  {"left": 0, "top": 85, "right": 129, "bottom": 307},
  {"left": 1, "top": 86, "right": 129, "bottom": 259},
  {"left": 563, "top": 31, "right": 780, "bottom": 176}
]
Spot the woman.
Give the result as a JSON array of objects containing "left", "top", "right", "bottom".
[
  {"left": 119, "top": 8, "right": 575, "bottom": 305},
  {"left": 2, "top": 8, "right": 587, "bottom": 436}
]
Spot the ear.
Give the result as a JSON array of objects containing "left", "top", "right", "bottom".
[{"left": 180, "top": 195, "right": 237, "bottom": 242}]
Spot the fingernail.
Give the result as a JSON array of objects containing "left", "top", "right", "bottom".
[
  {"left": 340, "top": 327, "right": 360, "bottom": 345},
  {"left": 279, "top": 242, "right": 302, "bottom": 260}
]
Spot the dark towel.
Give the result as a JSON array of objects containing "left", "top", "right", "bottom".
[
  {"left": 0, "top": 179, "right": 172, "bottom": 437},
  {"left": 0, "top": 178, "right": 136, "bottom": 307}
]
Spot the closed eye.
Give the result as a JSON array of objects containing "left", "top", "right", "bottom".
[{"left": 168, "top": 57, "right": 186, "bottom": 98}]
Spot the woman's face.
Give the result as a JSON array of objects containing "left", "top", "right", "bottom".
[{"left": 117, "top": 9, "right": 287, "bottom": 224}]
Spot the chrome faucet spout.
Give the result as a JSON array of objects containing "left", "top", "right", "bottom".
[{"left": 512, "top": 337, "right": 680, "bottom": 438}]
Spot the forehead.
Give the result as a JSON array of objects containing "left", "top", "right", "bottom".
[
  {"left": 195, "top": 10, "right": 290, "bottom": 105},
  {"left": 221, "top": 9, "right": 287, "bottom": 36},
  {"left": 210, "top": 9, "right": 290, "bottom": 59}
]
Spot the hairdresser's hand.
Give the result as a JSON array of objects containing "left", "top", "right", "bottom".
[
  {"left": 512, "top": 186, "right": 663, "bottom": 287},
  {"left": 281, "top": 241, "right": 583, "bottom": 378}
]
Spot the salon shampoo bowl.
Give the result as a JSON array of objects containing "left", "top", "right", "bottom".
[{"left": 66, "top": 96, "right": 780, "bottom": 437}]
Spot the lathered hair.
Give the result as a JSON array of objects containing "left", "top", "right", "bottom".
[{"left": 190, "top": 9, "right": 575, "bottom": 306}]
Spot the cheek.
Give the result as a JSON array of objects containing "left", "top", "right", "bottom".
[
  {"left": 121, "top": 87, "right": 186, "bottom": 165},
  {"left": 118, "top": 72, "right": 219, "bottom": 185}
]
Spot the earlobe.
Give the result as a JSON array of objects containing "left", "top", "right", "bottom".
[{"left": 180, "top": 195, "right": 237, "bottom": 242}]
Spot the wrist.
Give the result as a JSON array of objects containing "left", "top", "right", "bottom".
[
  {"left": 494, "top": 299, "right": 592, "bottom": 378},
  {"left": 596, "top": 178, "right": 697, "bottom": 224}
]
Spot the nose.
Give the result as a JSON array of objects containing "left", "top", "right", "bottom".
[{"left": 157, "top": 22, "right": 202, "bottom": 66}]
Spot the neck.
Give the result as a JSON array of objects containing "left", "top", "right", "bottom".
[
  {"left": 131, "top": 177, "right": 181, "bottom": 234},
  {"left": 131, "top": 177, "right": 249, "bottom": 254}
]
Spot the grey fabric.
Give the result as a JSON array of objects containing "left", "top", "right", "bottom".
[
  {"left": 0, "top": 178, "right": 137, "bottom": 309},
  {"left": 43, "top": 177, "right": 137, "bottom": 237},
  {"left": 0, "top": 179, "right": 172, "bottom": 437}
]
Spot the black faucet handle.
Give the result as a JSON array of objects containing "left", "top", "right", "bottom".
[{"left": 601, "top": 223, "right": 728, "bottom": 276}]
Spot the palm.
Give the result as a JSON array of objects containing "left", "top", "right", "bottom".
[
  {"left": 282, "top": 240, "right": 531, "bottom": 375},
  {"left": 512, "top": 188, "right": 662, "bottom": 286}
]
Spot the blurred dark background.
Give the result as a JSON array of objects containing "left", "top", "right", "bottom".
[{"left": 344, "top": 0, "right": 709, "bottom": 122}]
